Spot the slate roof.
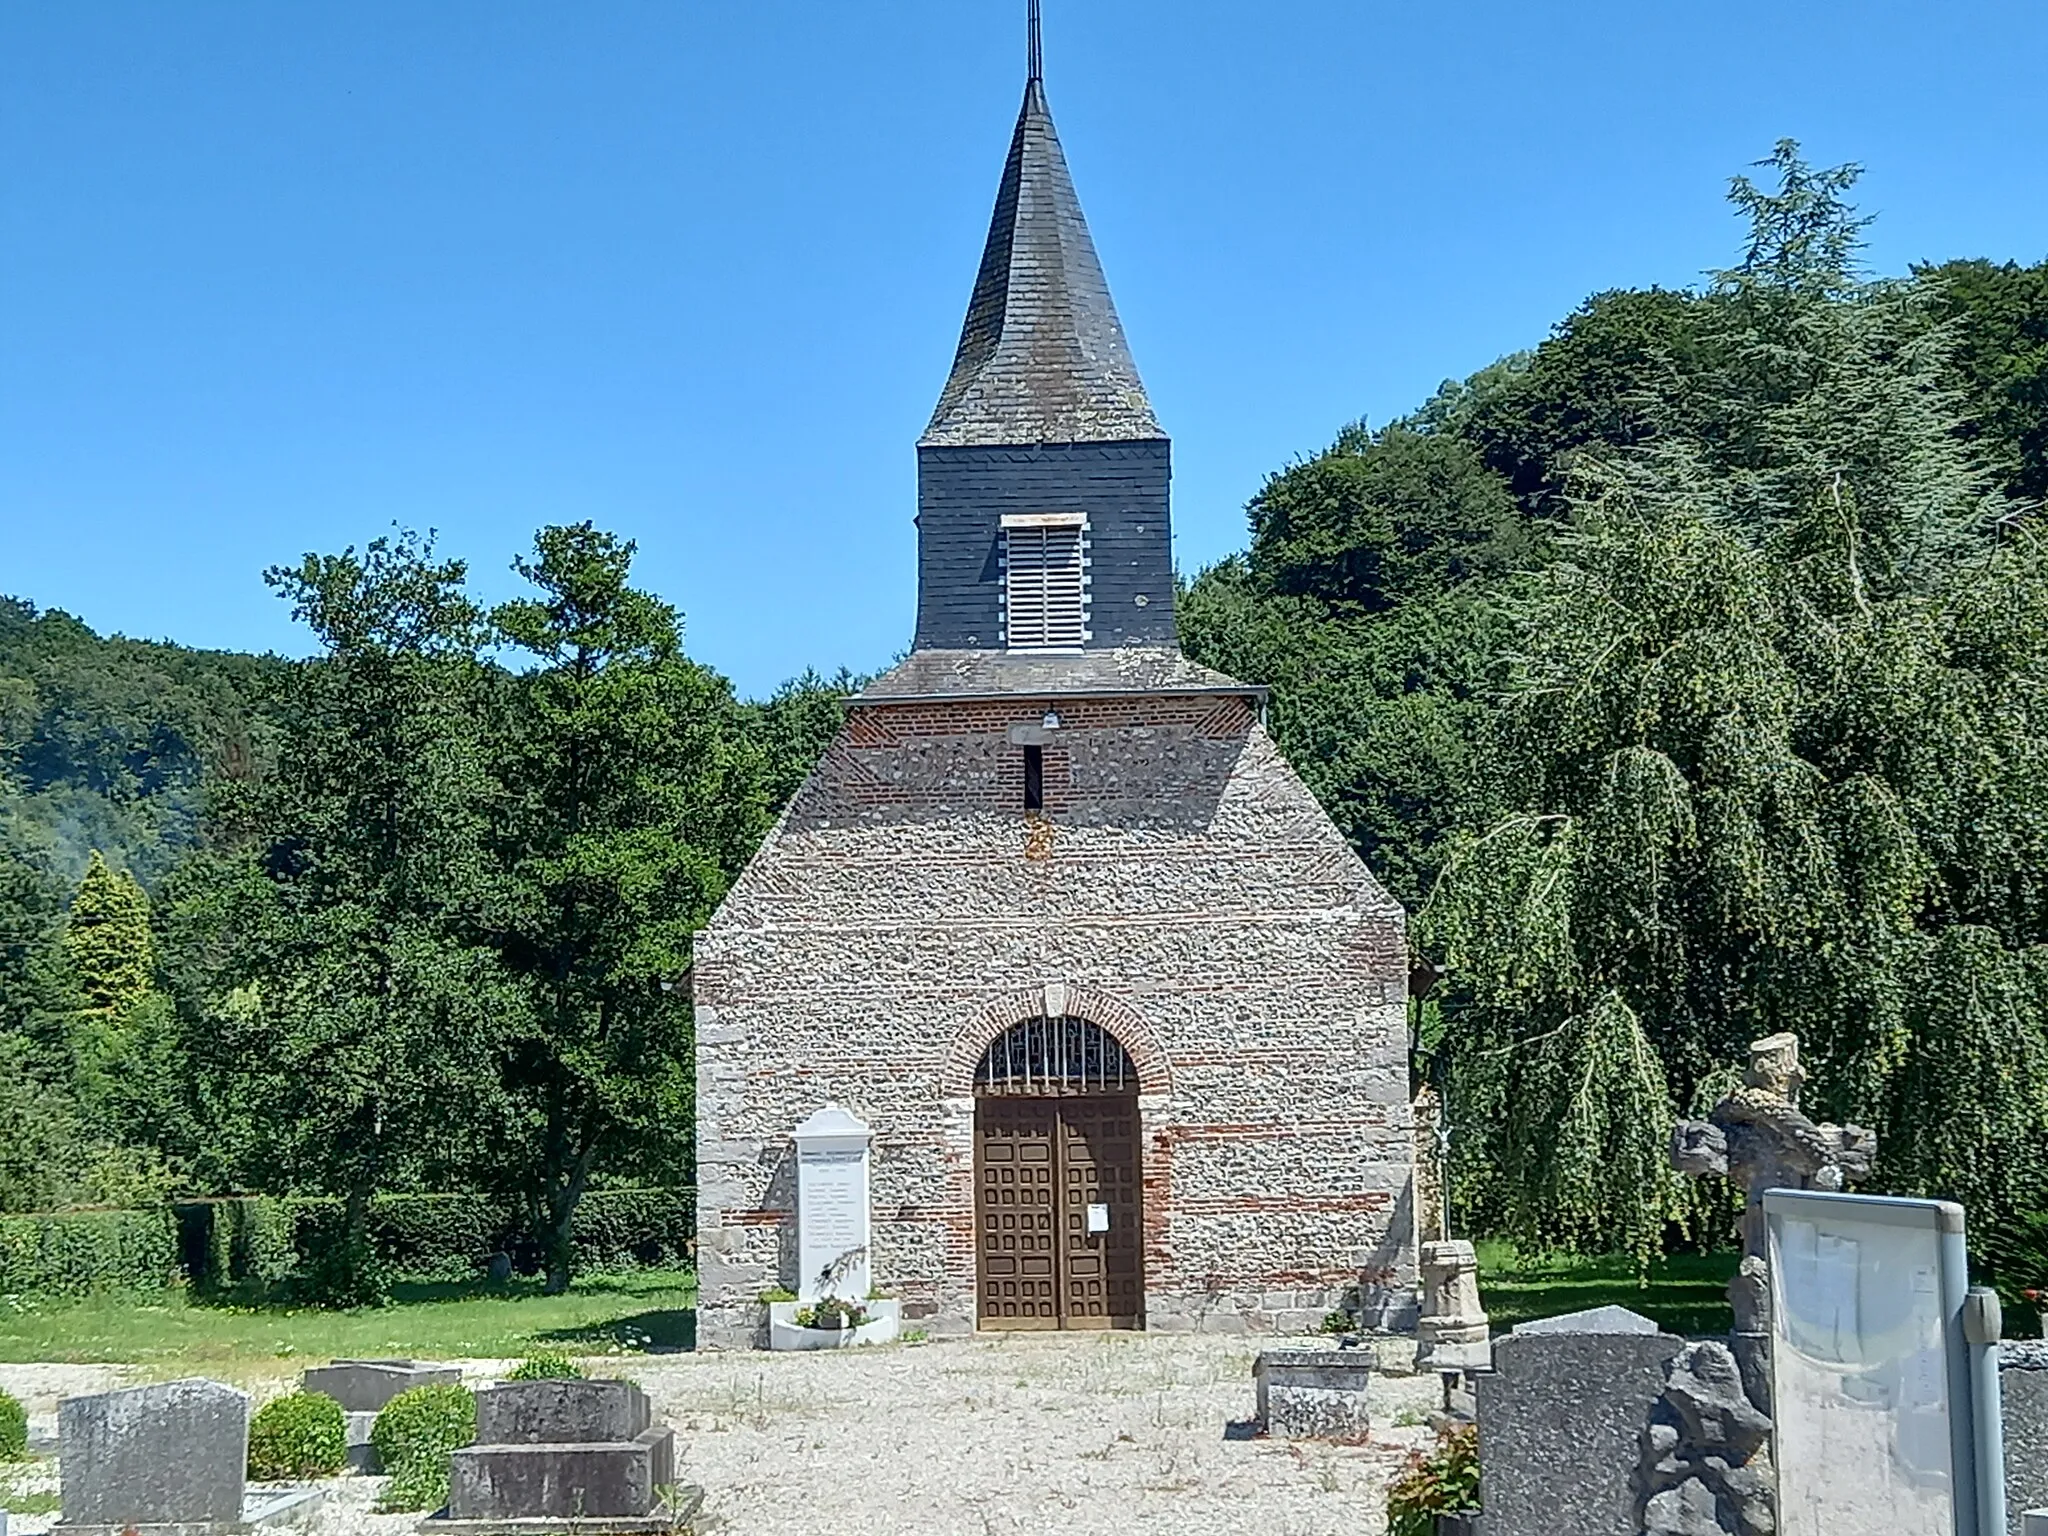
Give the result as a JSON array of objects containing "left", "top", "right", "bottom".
[
  {"left": 920, "top": 78, "right": 1164, "bottom": 449},
  {"left": 858, "top": 648, "right": 1263, "bottom": 704}
]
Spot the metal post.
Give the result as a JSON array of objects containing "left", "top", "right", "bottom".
[
  {"left": 1939, "top": 1204, "right": 1982, "bottom": 1536},
  {"left": 1964, "top": 1286, "right": 2007, "bottom": 1536}
]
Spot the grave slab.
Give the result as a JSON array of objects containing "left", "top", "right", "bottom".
[
  {"left": 1475, "top": 1307, "right": 1685, "bottom": 1536},
  {"left": 343, "top": 1411, "right": 379, "bottom": 1473},
  {"left": 449, "top": 1433, "right": 676, "bottom": 1520},
  {"left": 475, "top": 1379, "right": 651, "bottom": 1445},
  {"left": 1251, "top": 1347, "right": 1376, "bottom": 1441}
]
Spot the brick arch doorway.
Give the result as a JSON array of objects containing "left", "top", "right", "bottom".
[{"left": 974, "top": 1015, "right": 1144, "bottom": 1331}]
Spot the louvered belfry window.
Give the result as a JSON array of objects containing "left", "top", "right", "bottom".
[{"left": 1003, "top": 514, "right": 1086, "bottom": 650}]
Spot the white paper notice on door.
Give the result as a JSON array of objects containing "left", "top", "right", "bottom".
[{"left": 1086, "top": 1203, "right": 1110, "bottom": 1234}]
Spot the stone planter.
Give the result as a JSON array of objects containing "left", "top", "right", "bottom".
[
  {"left": 1436, "top": 1514, "right": 1483, "bottom": 1536},
  {"left": 767, "top": 1299, "right": 902, "bottom": 1351}
]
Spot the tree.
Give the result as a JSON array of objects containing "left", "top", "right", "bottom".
[
  {"left": 1920, "top": 256, "right": 2048, "bottom": 508},
  {"left": 741, "top": 669, "right": 864, "bottom": 814},
  {"left": 490, "top": 523, "right": 769, "bottom": 1292},
  {"left": 1419, "top": 145, "right": 2048, "bottom": 1263},
  {"left": 64, "top": 852, "right": 153, "bottom": 1013},
  {"left": 1183, "top": 424, "right": 1531, "bottom": 908},
  {"left": 175, "top": 531, "right": 511, "bottom": 1302}
]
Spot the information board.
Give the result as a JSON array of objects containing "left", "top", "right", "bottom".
[{"left": 1766, "top": 1190, "right": 1968, "bottom": 1536}]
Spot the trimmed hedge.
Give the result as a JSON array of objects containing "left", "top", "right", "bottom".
[
  {"left": 248, "top": 1391, "right": 347, "bottom": 1480},
  {"left": 175, "top": 1187, "right": 693, "bottom": 1298},
  {"left": 371, "top": 1384, "right": 476, "bottom": 1513},
  {"left": 0, "top": 1207, "right": 181, "bottom": 1297},
  {"left": 3, "top": 1188, "right": 690, "bottom": 1301},
  {"left": 0, "top": 1386, "right": 26, "bottom": 1462}
]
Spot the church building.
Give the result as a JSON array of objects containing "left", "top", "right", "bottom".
[{"left": 692, "top": 21, "right": 1417, "bottom": 1347}]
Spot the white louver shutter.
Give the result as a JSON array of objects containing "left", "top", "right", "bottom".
[{"left": 1003, "top": 517, "right": 1086, "bottom": 650}]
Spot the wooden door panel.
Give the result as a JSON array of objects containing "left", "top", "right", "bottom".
[
  {"left": 1057, "top": 1098, "right": 1144, "bottom": 1330},
  {"left": 975, "top": 1099, "right": 1060, "bottom": 1329}
]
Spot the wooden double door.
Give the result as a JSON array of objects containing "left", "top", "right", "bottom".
[{"left": 975, "top": 1094, "right": 1143, "bottom": 1330}]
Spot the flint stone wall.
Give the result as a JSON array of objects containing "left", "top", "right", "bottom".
[{"left": 694, "top": 691, "right": 1416, "bottom": 1347}]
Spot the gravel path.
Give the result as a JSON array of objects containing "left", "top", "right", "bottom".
[{"left": 3, "top": 1335, "right": 1440, "bottom": 1536}]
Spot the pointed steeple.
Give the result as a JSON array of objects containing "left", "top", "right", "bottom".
[{"left": 921, "top": 34, "right": 1163, "bottom": 448}]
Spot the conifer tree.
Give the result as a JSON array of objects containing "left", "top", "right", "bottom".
[{"left": 63, "top": 852, "right": 154, "bottom": 1014}]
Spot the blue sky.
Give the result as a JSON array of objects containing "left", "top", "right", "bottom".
[{"left": 4, "top": 1, "right": 2045, "bottom": 697}]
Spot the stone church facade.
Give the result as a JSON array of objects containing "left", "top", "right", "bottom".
[{"left": 693, "top": 46, "right": 1416, "bottom": 1349}]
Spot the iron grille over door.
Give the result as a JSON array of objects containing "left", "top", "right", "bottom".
[
  {"left": 976, "top": 1015, "right": 1135, "bottom": 1096},
  {"left": 1004, "top": 521, "right": 1085, "bottom": 649}
]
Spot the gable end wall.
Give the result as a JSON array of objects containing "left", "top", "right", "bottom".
[{"left": 693, "top": 690, "right": 1416, "bottom": 1347}]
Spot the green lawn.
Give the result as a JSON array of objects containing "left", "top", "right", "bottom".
[
  {"left": 0, "top": 1269, "right": 696, "bottom": 1369},
  {"left": 1476, "top": 1241, "right": 1737, "bottom": 1337}
]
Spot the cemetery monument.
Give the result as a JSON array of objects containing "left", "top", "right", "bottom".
[{"left": 434, "top": 1378, "right": 692, "bottom": 1533}]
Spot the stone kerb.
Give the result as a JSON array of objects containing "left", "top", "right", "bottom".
[
  {"left": 1475, "top": 1307, "right": 1686, "bottom": 1536},
  {"left": 938, "top": 982, "right": 1172, "bottom": 1099},
  {"left": 57, "top": 1378, "right": 249, "bottom": 1530}
]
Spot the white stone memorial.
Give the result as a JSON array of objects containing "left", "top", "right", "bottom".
[
  {"left": 1765, "top": 1189, "right": 2006, "bottom": 1536},
  {"left": 793, "top": 1103, "right": 872, "bottom": 1303}
]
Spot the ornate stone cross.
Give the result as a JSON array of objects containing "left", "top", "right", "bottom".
[{"left": 1670, "top": 1031, "right": 1877, "bottom": 1410}]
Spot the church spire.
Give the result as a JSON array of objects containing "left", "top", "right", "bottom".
[{"left": 919, "top": 5, "right": 1162, "bottom": 449}]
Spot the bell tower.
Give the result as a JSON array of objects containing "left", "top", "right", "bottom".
[{"left": 913, "top": 6, "right": 1175, "bottom": 654}]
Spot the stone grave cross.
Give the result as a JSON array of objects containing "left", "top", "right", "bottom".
[{"left": 1670, "top": 1031, "right": 1876, "bottom": 1411}]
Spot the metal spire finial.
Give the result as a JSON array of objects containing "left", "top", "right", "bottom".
[{"left": 1027, "top": 0, "right": 1043, "bottom": 83}]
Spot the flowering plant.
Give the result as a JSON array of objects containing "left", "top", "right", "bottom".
[{"left": 1385, "top": 1423, "right": 1480, "bottom": 1536}]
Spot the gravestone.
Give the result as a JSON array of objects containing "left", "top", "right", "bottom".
[
  {"left": 1251, "top": 1347, "right": 1376, "bottom": 1440},
  {"left": 793, "top": 1104, "right": 872, "bottom": 1302},
  {"left": 303, "top": 1359, "right": 461, "bottom": 1414},
  {"left": 57, "top": 1378, "right": 248, "bottom": 1530},
  {"left": 302, "top": 1359, "right": 462, "bottom": 1473},
  {"left": 440, "top": 1378, "right": 687, "bottom": 1529},
  {"left": 2007, "top": 1341, "right": 2048, "bottom": 1536},
  {"left": 1474, "top": 1306, "right": 1684, "bottom": 1536}
]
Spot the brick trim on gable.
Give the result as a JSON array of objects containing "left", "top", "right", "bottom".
[{"left": 941, "top": 983, "right": 1173, "bottom": 1098}]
